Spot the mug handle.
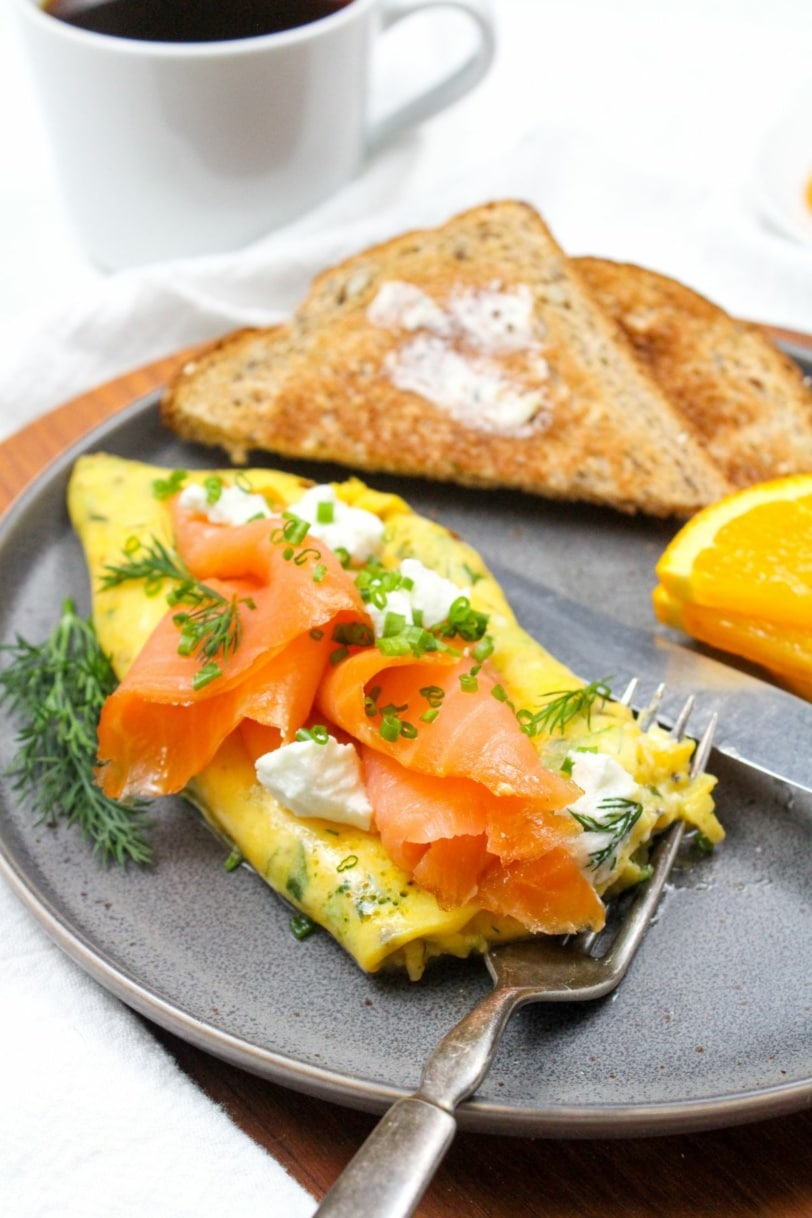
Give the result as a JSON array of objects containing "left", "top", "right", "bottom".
[{"left": 366, "top": 0, "right": 496, "bottom": 156}]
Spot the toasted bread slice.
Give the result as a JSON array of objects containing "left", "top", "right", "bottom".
[
  {"left": 162, "top": 201, "right": 730, "bottom": 516},
  {"left": 576, "top": 257, "right": 812, "bottom": 488}
]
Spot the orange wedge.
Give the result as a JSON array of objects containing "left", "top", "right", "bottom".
[
  {"left": 653, "top": 474, "right": 812, "bottom": 698},
  {"left": 654, "top": 584, "right": 812, "bottom": 692},
  {"left": 655, "top": 475, "right": 812, "bottom": 627}
]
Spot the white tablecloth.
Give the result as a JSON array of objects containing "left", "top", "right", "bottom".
[{"left": 1, "top": 2, "right": 811, "bottom": 1215}]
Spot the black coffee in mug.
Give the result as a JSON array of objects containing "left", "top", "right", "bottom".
[{"left": 42, "top": 0, "right": 354, "bottom": 43}]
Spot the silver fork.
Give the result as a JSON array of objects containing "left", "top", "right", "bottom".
[{"left": 314, "top": 686, "right": 718, "bottom": 1218}]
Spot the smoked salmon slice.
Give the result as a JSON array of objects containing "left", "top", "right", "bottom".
[
  {"left": 318, "top": 648, "right": 580, "bottom": 807},
  {"left": 477, "top": 849, "right": 605, "bottom": 935},
  {"left": 96, "top": 509, "right": 366, "bottom": 798},
  {"left": 98, "top": 628, "right": 336, "bottom": 798},
  {"left": 413, "top": 836, "right": 491, "bottom": 910},
  {"left": 171, "top": 503, "right": 278, "bottom": 582},
  {"left": 361, "top": 747, "right": 598, "bottom": 927}
]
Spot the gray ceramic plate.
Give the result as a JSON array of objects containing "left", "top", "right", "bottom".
[{"left": 1, "top": 385, "right": 810, "bottom": 1138}]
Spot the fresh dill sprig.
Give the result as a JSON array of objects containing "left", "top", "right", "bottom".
[
  {"left": 0, "top": 599, "right": 152, "bottom": 865},
  {"left": 100, "top": 537, "right": 253, "bottom": 688},
  {"left": 170, "top": 586, "right": 251, "bottom": 690},
  {"left": 570, "top": 796, "right": 643, "bottom": 871},
  {"left": 100, "top": 535, "right": 185, "bottom": 596},
  {"left": 517, "top": 676, "right": 612, "bottom": 738}
]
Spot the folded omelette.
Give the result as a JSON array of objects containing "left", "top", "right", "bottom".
[{"left": 68, "top": 454, "right": 720, "bottom": 980}]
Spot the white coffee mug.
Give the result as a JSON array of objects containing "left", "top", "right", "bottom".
[{"left": 13, "top": 0, "right": 495, "bottom": 270}]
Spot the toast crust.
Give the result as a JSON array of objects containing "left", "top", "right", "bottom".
[{"left": 576, "top": 257, "right": 812, "bottom": 487}]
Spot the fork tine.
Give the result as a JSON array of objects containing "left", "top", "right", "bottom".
[
  {"left": 573, "top": 688, "right": 714, "bottom": 958},
  {"left": 636, "top": 681, "right": 666, "bottom": 732},
  {"left": 688, "top": 708, "right": 718, "bottom": 776},
  {"left": 670, "top": 694, "right": 695, "bottom": 740},
  {"left": 602, "top": 706, "right": 718, "bottom": 977},
  {"left": 619, "top": 676, "right": 639, "bottom": 707}
]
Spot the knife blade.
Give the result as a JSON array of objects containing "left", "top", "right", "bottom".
[{"left": 495, "top": 565, "right": 812, "bottom": 795}]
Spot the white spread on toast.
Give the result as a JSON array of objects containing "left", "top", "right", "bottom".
[
  {"left": 368, "top": 279, "right": 549, "bottom": 434},
  {"left": 368, "top": 281, "right": 450, "bottom": 335},
  {"left": 385, "top": 335, "right": 545, "bottom": 432}
]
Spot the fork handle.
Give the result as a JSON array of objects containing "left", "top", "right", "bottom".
[
  {"left": 313, "top": 1096, "right": 456, "bottom": 1218},
  {"left": 314, "top": 987, "right": 519, "bottom": 1218}
]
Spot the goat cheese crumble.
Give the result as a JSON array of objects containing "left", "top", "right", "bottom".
[
  {"left": 179, "top": 481, "right": 272, "bottom": 525},
  {"left": 568, "top": 751, "right": 641, "bottom": 878},
  {"left": 365, "top": 557, "right": 469, "bottom": 638},
  {"left": 255, "top": 735, "right": 373, "bottom": 831},
  {"left": 293, "top": 484, "right": 384, "bottom": 565}
]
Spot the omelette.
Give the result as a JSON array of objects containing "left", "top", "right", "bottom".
[{"left": 68, "top": 454, "right": 720, "bottom": 980}]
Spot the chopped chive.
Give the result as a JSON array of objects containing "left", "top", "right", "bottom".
[
  {"left": 419, "top": 684, "right": 445, "bottom": 708},
  {"left": 224, "top": 848, "right": 244, "bottom": 872},
  {"left": 382, "top": 610, "right": 407, "bottom": 637},
  {"left": 337, "top": 855, "right": 359, "bottom": 873},
  {"left": 376, "top": 635, "right": 413, "bottom": 657},
  {"left": 281, "top": 514, "right": 310, "bottom": 546},
  {"left": 316, "top": 500, "right": 335, "bottom": 524},
  {"left": 313, "top": 563, "right": 327, "bottom": 583},
  {"left": 694, "top": 831, "right": 714, "bottom": 855},
  {"left": 203, "top": 474, "right": 224, "bottom": 504},
  {"left": 152, "top": 469, "right": 187, "bottom": 500},
  {"left": 295, "top": 724, "right": 330, "bottom": 744},
  {"left": 332, "top": 622, "right": 375, "bottom": 648},
  {"left": 380, "top": 714, "right": 401, "bottom": 742},
  {"left": 290, "top": 913, "right": 316, "bottom": 940},
  {"left": 192, "top": 661, "right": 222, "bottom": 690},
  {"left": 143, "top": 575, "right": 165, "bottom": 598},
  {"left": 472, "top": 634, "right": 494, "bottom": 662}
]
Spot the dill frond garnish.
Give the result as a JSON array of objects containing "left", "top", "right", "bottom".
[
  {"left": 100, "top": 535, "right": 186, "bottom": 596},
  {"left": 100, "top": 536, "right": 254, "bottom": 687},
  {"left": 0, "top": 599, "right": 152, "bottom": 865},
  {"left": 517, "top": 677, "right": 612, "bottom": 737},
  {"left": 570, "top": 796, "right": 643, "bottom": 871}
]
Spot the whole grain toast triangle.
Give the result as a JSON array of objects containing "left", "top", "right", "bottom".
[
  {"left": 576, "top": 256, "right": 812, "bottom": 489},
  {"left": 162, "top": 201, "right": 732, "bottom": 516}
]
